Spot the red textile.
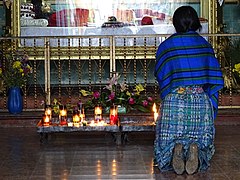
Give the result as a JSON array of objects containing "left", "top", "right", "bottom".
[
  {"left": 48, "top": 8, "right": 89, "bottom": 27},
  {"left": 141, "top": 16, "right": 153, "bottom": 25}
]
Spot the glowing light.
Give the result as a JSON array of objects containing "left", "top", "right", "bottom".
[{"left": 152, "top": 103, "right": 159, "bottom": 122}]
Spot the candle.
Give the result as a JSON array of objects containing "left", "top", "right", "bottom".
[
  {"left": 42, "top": 115, "right": 50, "bottom": 126},
  {"left": 73, "top": 114, "right": 80, "bottom": 123},
  {"left": 59, "top": 105, "right": 67, "bottom": 125},
  {"left": 73, "top": 112, "right": 80, "bottom": 127},
  {"left": 94, "top": 105, "right": 102, "bottom": 121},
  {"left": 45, "top": 105, "right": 52, "bottom": 120},
  {"left": 60, "top": 109, "right": 67, "bottom": 117},
  {"left": 152, "top": 103, "right": 159, "bottom": 122},
  {"left": 68, "top": 122, "right": 73, "bottom": 127},
  {"left": 78, "top": 102, "right": 86, "bottom": 121},
  {"left": 110, "top": 105, "right": 118, "bottom": 125},
  {"left": 90, "top": 120, "right": 96, "bottom": 126}
]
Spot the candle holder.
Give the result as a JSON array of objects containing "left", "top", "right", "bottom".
[
  {"left": 94, "top": 105, "right": 102, "bottom": 122},
  {"left": 59, "top": 105, "right": 67, "bottom": 125},
  {"left": 72, "top": 110, "right": 80, "bottom": 127},
  {"left": 78, "top": 103, "right": 85, "bottom": 122},
  {"left": 45, "top": 104, "right": 52, "bottom": 120},
  {"left": 110, "top": 105, "right": 118, "bottom": 125}
]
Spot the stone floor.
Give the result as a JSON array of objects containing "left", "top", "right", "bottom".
[{"left": 0, "top": 124, "right": 240, "bottom": 180}]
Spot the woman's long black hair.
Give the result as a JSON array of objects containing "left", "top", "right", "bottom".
[{"left": 173, "top": 6, "right": 202, "bottom": 33}]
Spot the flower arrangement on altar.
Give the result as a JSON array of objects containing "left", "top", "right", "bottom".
[
  {"left": 80, "top": 75, "right": 156, "bottom": 113},
  {"left": 0, "top": 50, "right": 32, "bottom": 88}
]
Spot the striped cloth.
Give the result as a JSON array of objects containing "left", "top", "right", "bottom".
[
  {"left": 154, "top": 86, "right": 215, "bottom": 172},
  {"left": 154, "top": 31, "right": 224, "bottom": 118}
]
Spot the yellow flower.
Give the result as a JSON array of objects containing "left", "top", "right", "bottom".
[
  {"left": 126, "top": 91, "right": 131, "bottom": 97},
  {"left": 13, "top": 61, "right": 21, "bottom": 69},
  {"left": 134, "top": 84, "right": 144, "bottom": 95},
  {"left": 80, "top": 89, "right": 92, "bottom": 96},
  {"left": 0, "top": 68, "right": 2, "bottom": 76},
  {"left": 135, "top": 84, "right": 144, "bottom": 92},
  {"left": 26, "top": 64, "right": 32, "bottom": 72},
  {"left": 53, "top": 98, "right": 58, "bottom": 105},
  {"left": 233, "top": 63, "right": 240, "bottom": 74}
]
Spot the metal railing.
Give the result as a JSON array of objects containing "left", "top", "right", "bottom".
[{"left": 0, "top": 33, "right": 240, "bottom": 111}]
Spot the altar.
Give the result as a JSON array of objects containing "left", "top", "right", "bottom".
[{"left": 20, "top": 23, "right": 208, "bottom": 47}]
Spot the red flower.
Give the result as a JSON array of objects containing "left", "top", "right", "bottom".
[
  {"left": 93, "top": 91, "right": 100, "bottom": 99},
  {"left": 108, "top": 92, "right": 115, "bottom": 100},
  {"left": 142, "top": 100, "right": 148, "bottom": 107},
  {"left": 147, "top": 97, "right": 153, "bottom": 102},
  {"left": 128, "top": 98, "right": 135, "bottom": 105}
]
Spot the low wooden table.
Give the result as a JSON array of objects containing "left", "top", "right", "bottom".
[{"left": 36, "top": 116, "right": 156, "bottom": 145}]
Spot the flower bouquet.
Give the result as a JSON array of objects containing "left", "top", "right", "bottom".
[
  {"left": 80, "top": 75, "right": 156, "bottom": 113},
  {"left": 0, "top": 50, "right": 32, "bottom": 88}
]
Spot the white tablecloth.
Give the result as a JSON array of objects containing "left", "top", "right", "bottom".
[{"left": 20, "top": 23, "right": 208, "bottom": 47}]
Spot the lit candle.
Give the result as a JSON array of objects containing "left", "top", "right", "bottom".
[
  {"left": 60, "top": 109, "right": 67, "bottom": 117},
  {"left": 73, "top": 112, "right": 80, "bottom": 127},
  {"left": 78, "top": 102, "right": 86, "bottom": 122},
  {"left": 90, "top": 120, "right": 96, "bottom": 126},
  {"left": 73, "top": 114, "right": 80, "bottom": 123},
  {"left": 94, "top": 105, "right": 102, "bottom": 121},
  {"left": 42, "top": 114, "right": 50, "bottom": 126},
  {"left": 67, "top": 122, "right": 73, "bottom": 127},
  {"left": 152, "top": 103, "right": 159, "bottom": 122},
  {"left": 59, "top": 105, "right": 67, "bottom": 125},
  {"left": 110, "top": 105, "right": 118, "bottom": 125},
  {"left": 45, "top": 105, "right": 52, "bottom": 120}
]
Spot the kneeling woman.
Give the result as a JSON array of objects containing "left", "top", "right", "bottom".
[{"left": 154, "top": 6, "right": 224, "bottom": 175}]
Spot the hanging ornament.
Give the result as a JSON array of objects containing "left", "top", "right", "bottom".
[
  {"left": 218, "top": 0, "right": 224, "bottom": 6},
  {"left": 3, "top": 0, "right": 13, "bottom": 9}
]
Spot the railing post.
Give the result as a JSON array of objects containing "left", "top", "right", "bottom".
[
  {"left": 110, "top": 36, "right": 116, "bottom": 77},
  {"left": 44, "top": 37, "right": 51, "bottom": 105}
]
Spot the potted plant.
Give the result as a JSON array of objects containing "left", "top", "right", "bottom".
[
  {"left": 223, "top": 38, "right": 240, "bottom": 90},
  {"left": 0, "top": 50, "right": 32, "bottom": 114}
]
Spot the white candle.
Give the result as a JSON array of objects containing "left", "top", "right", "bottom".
[
  {"left": 73, "top": 114, "right": 80, "bottom": 123},
  {"left": 95, "top": 106, "right": 102, "bottom": 121}
]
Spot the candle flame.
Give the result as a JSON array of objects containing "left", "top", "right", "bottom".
[
  {"left": 60, "top": 109, "right": 67, "bottom": 116},
  {"left": 152, "top": 103, "right": 158, "bottom": 122},
  {"left": 152, "top": 103, "right": 157, "bottom": 113},
  {"left": 45, "top": 109, "right": 52, "bottom": 116},
  {"left": 73, "top": 114, "right": 80, "bottom": 123}
]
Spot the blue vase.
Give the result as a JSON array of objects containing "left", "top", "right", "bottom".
[{"left": 7, "top": 87, "right": 23, "bottom": 114}]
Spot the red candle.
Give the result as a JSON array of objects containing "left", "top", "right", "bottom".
[
  {"left": 59, "top": 105, "right": 67, "bottom": 125},
  {"left": 110, "top": 105, "right": 118, "bottom": 125}
]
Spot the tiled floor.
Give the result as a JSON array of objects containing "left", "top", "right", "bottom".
[{"left": 0, "top": 125, "right": 239, "bottom": 180}]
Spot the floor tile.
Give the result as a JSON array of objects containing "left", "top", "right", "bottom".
[{"left": 0, "top": 125, "right": 239, "bottom": 179}]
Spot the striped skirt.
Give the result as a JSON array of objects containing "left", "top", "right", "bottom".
[{"left": 154, "top": 86, "right": 215, "bottom": 172}]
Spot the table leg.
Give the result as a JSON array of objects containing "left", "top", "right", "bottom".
[
  {"left": 121, "top": 132, "right": 129, "bottom": 144},
  {"left": 40, "top": 132, "right": 48, "bottom": 144},
  {"left": 115, "top": 132, "right": 122, "bottom": 145}
]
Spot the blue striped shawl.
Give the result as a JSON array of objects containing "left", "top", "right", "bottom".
[{"left": 155, "top": 31, "right": 224, "bottom": 118}]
